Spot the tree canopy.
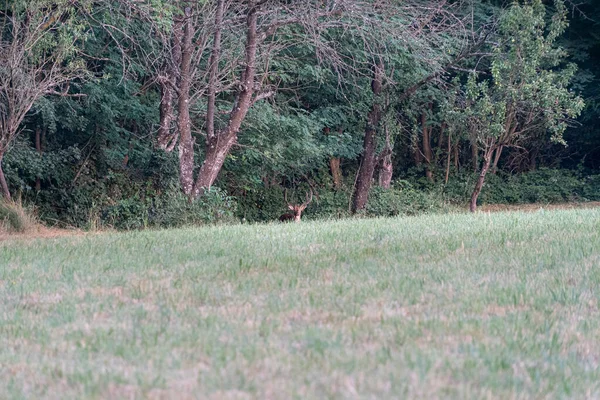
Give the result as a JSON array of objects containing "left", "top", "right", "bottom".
[{"left": 1, "top": 0, "right": 599, "bottom": 228}]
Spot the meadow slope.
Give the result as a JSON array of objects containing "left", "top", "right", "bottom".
[{"left": 1, "top": 209, "right": 600, "bottom": 399}]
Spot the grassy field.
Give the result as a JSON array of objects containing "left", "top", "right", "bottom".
[{"left": 1, "top": 209, "right": 600, "bottom": 399}]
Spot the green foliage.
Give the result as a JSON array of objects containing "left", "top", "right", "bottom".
[
  {"left": 365, "top": 183, "right": 456, "bottom": 217},
  {"left": 304, "top": 190, "right": 352, "bottom": 220},
  {"left": 2, "top": 0, "right": 600, "bottom": 230},
  {"left": 236, "top": 187, "right": 286, "bottom": 223},
  {"left": 231, "top": 103, "right": 328, "bottom": 185},
  {"left": 234, "top": 166, "right": 600, "bottom": 223},
  {"left": 3, "top": 136, "right": 81, "bottom": 193},
  {"left": 237, "top": 181, "right": 456, "bottom": 223},
  {"left": 104, "top": 187, "right": 238, "bottom": 230},
  {"left": 463, "top": 0, "right": 584, "bottom": 148},
  {"left": 37, "top": 172, "right": 237, "bottom": 230},
  {"left": 443, "top": 169, "right": 600, "bottom": 206},
  {"left": 0, "top": 0, "right": 91, "bottom": 153},
  {"left": 582, "top": 174, "right": 600, "bottom": 201}
]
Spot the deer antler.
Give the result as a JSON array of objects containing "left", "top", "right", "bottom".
[
  {"left": 284, "top": 188, "right": 291, "bottom": 207},
  {"left": 301, "top": 188, "right": 313, "bottom": 208}
]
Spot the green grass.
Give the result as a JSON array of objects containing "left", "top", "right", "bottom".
[{"left": 1, "top": 209, "right": 600, "bottom": 399}]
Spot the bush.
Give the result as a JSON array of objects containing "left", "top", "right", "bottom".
[
  {"left": 0, "top": 199, "right": 37, "bottom": 233},
  {"left": 102, "top": 187, "right": 238, "bottom": 230},
  {"left": 366, "top": 181, "right": 457, "bottom": 217},
  {"left": 148, "top": 187, "right": 238, "bottom": 228},
  {"left": 236, "top": 188, "right": 288, "bottom": 222},
  {"left": 582, "top": 174, "right": 600, "bottom": 201},
  {"left": 485, "top": 169, "right": 583, "bottom": 204},
  {"left": 304, "top": 190, "right": 352, "bottom": 220},
  {"left": 443, "top": 169, "right": 597, "bottom": 206}
]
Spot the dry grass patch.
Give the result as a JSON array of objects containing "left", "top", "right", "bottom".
[{"left": 479, "top": 201, "right": 600, "bottom": 213}]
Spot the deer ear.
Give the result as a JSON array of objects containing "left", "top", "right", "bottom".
[{"left": 288, "top": 205, "right": 295, "bottom": 210}]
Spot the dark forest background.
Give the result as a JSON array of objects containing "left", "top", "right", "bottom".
[{"left": 1, "top": 0, "right": 599, "bottom": 230}]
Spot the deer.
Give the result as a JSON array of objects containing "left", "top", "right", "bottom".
[{"left": 279, "top": 189, "right": 313, "bottom": 222}]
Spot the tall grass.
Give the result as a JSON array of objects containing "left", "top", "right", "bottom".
[
  {"left": 1, "top": 209, "right": 600, "bottom": 398},
  {"left": 0, "top": 199, "right": 37, "bottom": 233}
]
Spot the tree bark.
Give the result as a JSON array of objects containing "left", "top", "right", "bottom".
[
  {"left": 192, "top": 3, "right": 259, "bottom": 197},
  {"left": 491, "top": 145, "right": 503, "bottom": 174},
  {"left": 157, "top": 17, "right": 183, "bottom": 152},
  {"left": 453, "top": 142, "right": 459, "bottom": 171},
  {"left": 205, "top": 0, "right": 225, "bottom": 142},
  {"left": 470, "top": 137, "right": 479, "bottom": 172},
  {"left": 194, "top": 134, "right": 237, "bottom": 194},
  {"left": 0, "top": 154, "right": 10, "bottom": 200},
  {"left": 529, "top": 147, "right": 538, "bottom": 171},
  {"left": 157, "top": 81, "right": 177, "bottom": 152},
  {"left": 445, "top": 130, "right": 451, "bottom": 185},
  {"left": 35, "top": 127, "right": 42, "bottom": 191},
  {"left": 378, "top": 153, "right": 393, "bottom": 189},
  {"left": 469, "top": 148, "right": 493, "bottom": 212},
  {"left": 329, "top": 157, "right": 342, "bottom": 189},
  {"left": 352, "top": 119, "right": 377, "bottom": 212},
  {"left": 177, "top": 7, "right": 195, "bottom": 196},
  {"left": 413, "top": 136, "right": 423, "bottom": 165},
  {"left": 378, "top": 123, "right": 393, "bottom": 189},
  {"left": 422, "top": 109, "right": 434, "bottom": 181},
  {"left": 352, "top": 60, "right": 384, "bottom": 213}
]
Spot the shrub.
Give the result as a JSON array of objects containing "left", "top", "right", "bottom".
[
  {"left": 149, "top": 187, "right": 238, "bottom": 228},
  {"left": 102, "top": 187, "right": 238, "bottom": 230},
  {"left": 582, "top": 174, "right": 600, "bottom": 201},
  {"left": 443, "top": 169, "right": 593, "bottom": 206},
  {"left": 366, "top": 181, "right": 457, "bottom": 217},
  {"left": 236, "top": 188, "right": 288, "bottom": 222},
  {"left": 303, "top": 190, "right": 352, "bottom": 220}
]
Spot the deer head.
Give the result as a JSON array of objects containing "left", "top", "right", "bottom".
[{"left": 279, "top": 189, "right": 313, "bottom": 222}]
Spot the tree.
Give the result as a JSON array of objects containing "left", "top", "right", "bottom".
[
  {"left": 464, "top": 0, "right": 584, "bottom": 212},
  {"left": 0, "top": 1, "right": 88, "bottom": 199},
  {"left": 350, "top": 0, "right": 478, "bottom": 212},
  {"left": 352, "top": 59, "right": 384, "bottom": 212},
  {"left": 108, "top": 0, "right": 355, "bottom": 199}
]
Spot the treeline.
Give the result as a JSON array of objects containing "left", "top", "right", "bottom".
[{"left": 1, "top": 0, "right": 599, "bottom": 229}]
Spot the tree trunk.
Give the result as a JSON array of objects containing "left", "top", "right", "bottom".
[
  {"left": 445, "top": 130, "right": 452, "bottom": 185},
  {"left": 471, "top": 138, "right": 479, "bottom": 172},
  {"left": 491, "top": 145, "right": 503, "bottom": 174},
  {"left": 413, "top": 136, "right": 423, "bottom": 165},
  {"left": 453, "top": 142, "right": 459, "bottom": 171},
  {"left": 352, "top": 60, "right": 384, "bottom": 213},
  {"left": 177, "top": 7, "right": 195, "bottom": 196},
  {"left": 469, "top": 148, "right": 493, "bottom": 212},
  {"left": 352, "top": 119, "right": 378, "bottom": 212},
  {"left": 157, "top": 16, "right": 183, "bottom": 152},
  {"left": 0, "top": 154, "right": 10, "bottom": 200},
  {"left": 157, "top": 81, "right": 177, "bottom": 152},
  {"left": 192, "top": 4, "right": 259, "bottom": 198},
  {"left": 422, "top": 111, "right": 434, "bottom": 181},
  {"left": 205, "top": 0, "right": 225, "bottom": 142},
  {"left": 529, "top": 147, "right": 538, "bottom": 171},
  {"left": 193, "top": 134, "right": 237, "bottom": 195},
  {"left": 329, "top": 157, "right": 342, "bottom": 189},
  {"left": 378, "top": 122, "right": 393, "bottom": 189},
  {"left": 379, "top": 153, "right": 393, "bottom": 189},
  {"left": 35, "top": 127, "right": 43, "bottom": 191}
]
